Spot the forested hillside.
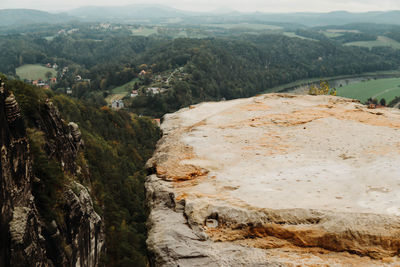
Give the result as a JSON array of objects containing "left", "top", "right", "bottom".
[
  {"left": 1, "top": 30, "right": 399, "bottom": 116},
  {"left": 131, "top": 35, "right": 400, "bottom": 116},
  {"left": 3, "top": 75, "right": 160, "bottom": 266}
]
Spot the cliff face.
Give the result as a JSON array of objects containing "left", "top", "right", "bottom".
[
  {"left": 0, "top": 81, "right": 104, "bottom": 266},
  {"left": 146, "top": 93, "right": 400, "bottom": 266}
]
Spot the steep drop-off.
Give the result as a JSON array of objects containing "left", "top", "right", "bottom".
[
  {"left": 0, "top": 80, "right": 104, "bottom": 266},
  {"left": 146, "top": 93, "right": 400, "bottom": 266}
]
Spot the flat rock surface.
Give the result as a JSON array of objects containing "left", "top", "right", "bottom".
[{"left": 146, "top": 94, "right": 400, "bottom": 266}]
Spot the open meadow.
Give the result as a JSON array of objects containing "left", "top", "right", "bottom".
[
  {"left": 336, "top": 77, "right": 400, "bottom": 103},
  {"left": 16, "top": 64, "right": 57, "bottom": 80},
  {"left": 345, "top": 36, "right": 400, "bottom": 50}
]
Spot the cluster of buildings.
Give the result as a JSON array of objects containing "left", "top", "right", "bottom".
[
  {"left": 142, "top": 67, "right": 188, "bottom": 86},
  {"left": 146, "top": 87, "right": 167, "bottom": 95},
  {"left": 58, "top": 28, "right": 79, "bottom": 35},
  {"left": 129, "top": 87, "right": 167, "bottom": 98},
  {"left": 28, "top": 77, "right": 57, "bottom": 89},
  {"left": 46, "top": 63, "right": 58, "bottom": 69},
  {"left": 109, "top": 67, "right": 188, "bottom": 110}
]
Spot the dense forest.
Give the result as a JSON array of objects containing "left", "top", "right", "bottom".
[
  {"left": 1, "top": 26, "right": 400, "bottom": 117},
  {"left": 130, "top": 34, "right": 400, "bottom": 116}
]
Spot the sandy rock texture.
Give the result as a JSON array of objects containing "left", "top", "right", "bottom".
[{"left": 146, "top": 93, "right": 400, "bottom": 266}]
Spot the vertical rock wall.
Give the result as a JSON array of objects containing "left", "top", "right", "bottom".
[
  {"left": 0, "top": 81, "right": 50, "bottom": 266},
  {"left": 0, "top": 80, "right": 104, "bottom": 266}
]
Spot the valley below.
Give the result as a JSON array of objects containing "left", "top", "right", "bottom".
[{"left": 146, "top": 93, "right": 400, "bottom": 266}]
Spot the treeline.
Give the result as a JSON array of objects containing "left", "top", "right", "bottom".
[
  {"left": 6, "top": 76, "right": 160, "bottom": 266},
  {"left": 315, "top": 23, "right": 400, "bottom": 43},
  {"left": 0, "top": 34, "right": 160, "bottom": 73},
  {"left": 332, "top": 32, "right": 377, "bottom": 43},
  {"left": 130, "top": 34, "right": 400, "bottom": 116},
  {"left": 2, "top": 29, "right": 400, "bottom": 114},
  {"left": 1, "top": 29, "right": 400, "bottom": 120}
]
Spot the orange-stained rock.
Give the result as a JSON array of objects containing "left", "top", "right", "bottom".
[{"left": 146, "top": 93, "right": 400, "bottom": 266}]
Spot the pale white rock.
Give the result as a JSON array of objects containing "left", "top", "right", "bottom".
[{"left": 146, "top": 93, "right": 400, "bottom": 266}]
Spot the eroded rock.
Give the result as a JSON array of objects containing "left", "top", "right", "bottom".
[
  {"left": 146, "top": 93, "right": 400, "bottom": 266},
  {"left": 0, "top": 82, "right": 103, "bottom": 266}
]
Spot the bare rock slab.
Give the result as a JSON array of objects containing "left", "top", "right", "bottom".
[{"left": 146, "top": 94, "right": 400, "bottom": 266}]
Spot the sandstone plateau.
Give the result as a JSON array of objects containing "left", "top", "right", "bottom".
[{"left": 146, "top": 93, "right": 400, "bottom": 266}]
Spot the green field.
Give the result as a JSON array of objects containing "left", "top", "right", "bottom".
[
  {"left": 16, "top": 64, "right": 57, "bottom": 80},
  {"left": 326, "top": 29, "right": 360, "bottom": 34},
  {"left": 104, "top": 78, "right": 141, "bottom": 103},
  {"left": 337, "top": 78, "right": 400, "bottom": 103},
  {"left": 282, "top": 32, "right": 316, "bottom": 41},
  {"left": 205, "top": 23, "right": 282, "bottom": 31},
  {"left": 112, "top": 78, "right": 140, "bottom": 94},
  {"left": 44, "top": 36, "right": 55, "bottom": 41},
  {"left": 320, "top": 31, "right": 343, "bottom": 38},
  {"left": 131, "top": 27, "right": 158, "bottom": 36},
  {"left": 345, "top": 36, "right": 400, "bottom": 50},
  {"left": 263, "top": 70, "right": 400, "bottom": 94},
  {"left": 105, "top": 93, "right": 127, "bottom": 103}
]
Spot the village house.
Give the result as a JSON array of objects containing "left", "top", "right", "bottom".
[
  {"left": 99, "top": 23, "right": 111, "bottom": 29},
  {"left": 139, "top": 70, "right": 147, "bottom": 76},
  {"left": 67, "top": 28, "right": 79, "bottom": 34},
  {"left": 66, "top": 87, "right": 72, "bottom": 95},
  {"left": 130, "top": 90, "right": 139, "bottom": 98},
  {"left": 111, "top": 100, "right": 124, "bottom": 110},
  {"left": 32, "top": 80, "right": 46, "bottom": 87},
  {"left": 147, "top": 87, "right": 161, "bottom": 94},
  {"left": 50, "top": 77, "right": 57, "bottom": 83}
]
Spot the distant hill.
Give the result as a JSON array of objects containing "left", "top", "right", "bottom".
[
  {"left": 257, "top": 10, "right": 400, "bottom": 26},
  {"left": 67, "top": 4, "right": 200, "bottom": 22},
  {"left": 1, "top": 7, "right": 400, "bottom": 27},
  {"left": 66, "top": 6, "right": 400, "bottom": 26},
  {"left": 0, "top": 9, "right": 75, "bottom": 26}
]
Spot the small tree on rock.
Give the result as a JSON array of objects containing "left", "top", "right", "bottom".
[{"left": 308, "top": 81, "right": 336, "bottom": 96}]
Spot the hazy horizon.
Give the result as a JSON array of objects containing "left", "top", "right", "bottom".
[{"left": 1, "top": 0, "right": 400, "bottom": 14}]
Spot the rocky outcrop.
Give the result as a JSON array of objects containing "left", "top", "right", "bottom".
[
  {"left": 0, "top": 80, "right": 104, "bottom": 266},
  {"left": 0, "top": 81, "right": 49, "bottom": 266},
  {"left": 146, "top": 93, "right": 400, "bottom": 266},
  {"left": 38, "top": 99, "right": 83, "bottom": 174},
  {"left": 63, "top": 182, "right": 103, "bottom": 267}
]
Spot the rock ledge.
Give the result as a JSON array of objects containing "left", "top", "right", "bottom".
[{"left": 146, "top": 93, "right": 400, "bottom": 266}]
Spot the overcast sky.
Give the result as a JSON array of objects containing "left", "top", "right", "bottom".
[{"left": 2, "top": 0, "right": 400, "bottom": 13}]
